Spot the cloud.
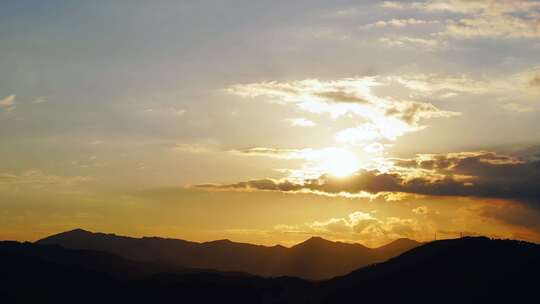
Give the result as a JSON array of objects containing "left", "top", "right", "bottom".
[
  {"left": 172, "top": 108, "right": 186, "bottom": 116},
  {"left": 287, "top": 118, "right": 316, "bottom": 127},
  {"left": 385, "top": 100, "right": 457, "bottom": 124},
  {"left": 228, "top": 147, "right": 308, "bottom": 159},
  {"left": 412, "top": 206, "right": 429, "bottom": 215},
  {"left": 383, "top": 0, "right": 540, "bottom": 15},
  {"left": 197, "top": 149, "right": 540, "bottom": 207},
  {"left": 380, "top": 1, "right": 407, "bottom": 9},
  {"left": 443, "top": 14, "right": 540, "bottom": 39},
  {"left": 452, "top": 200, "right": 540, "bottom": 242},
  {"left": 143, "top": 106, "right": 186, "bottom": 116},
  {"left": 197, "top": 178, "right": 304, "bottom": 192},
  {"left": 226, "top": 78, "right": 377, "bottom": 106},
  {"left": 0, "top": 170, "right": 92, "bottom": 191},
  {"left": 361, "top": 18, "right": 440, "bottom": 29},
  {"left": 378, "top": 37, "right": 444, "bottom": 51},
  {"left": 172, "top": 143, "right": 213, "bottom": 153},
  {"left": 335, "top": 124, "right": 382, "bottom": 144},
  {"left": 389, "top": 73, "right": 489, "bottom": 95},
  {"left": 364, "top": 142, "right": 385, "bottom": 153},
  {"left": 229, "top": 147, "right": 363, "bottom": 179},
  {"left": 227, "top": 77, "right": 459, "bottom": 143},
  {"left": 477, "top": 203, "right": 540, "bottom": 233},
  {"left": 383, "top": 0, "right": 540, "bottom": 39},
  {"left": 314, "top": 90, "right": 368, "bottom": 103},
  {"left": 389, "top": 68, "right": 540, "bottom": 99},
  {"left": 335, "top": 101, "right": 458, "bottom": 144},
  {"left": 33, "top": 97, "right": 48, "bottom": 104},
  {"left": 0, "top": 95, "right": 16, "bottom": 110},
  {"left": 531, "top": 74, "right": 540, "bottom": 87},
  {"left": 502, "top": 102, "right": 535, "bottom": 113},
  {"left": 419, "top": 0, "right": 540, "bottom": 14},
  {"left": 275, "top": 211, "right": 432, "bottom": 246}
]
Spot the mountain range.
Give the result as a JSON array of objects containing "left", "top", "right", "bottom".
[
  {"left": 2, "top": 235, "right": 539, "bottom": 303},
  {"left": 36, "top": 228, "right": 421, "bottom": 280}
]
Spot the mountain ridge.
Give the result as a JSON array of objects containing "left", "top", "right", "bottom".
[
  {"left": 36, "top": 228, "right": 421, "bottom": 280},
  {"left": 3, "top": 236, "right": 539, "bottom": 303},
  {"left": 320, "top": 236, "right": 540, "bottom": 302},
  {"left": 38, "top": 228, "right": 416, "bottom": 249}
]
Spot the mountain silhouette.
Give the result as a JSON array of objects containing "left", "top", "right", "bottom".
[
  {"left": 320, "top": 236, "right": 540, "bottom": 303},
  {"left": 2, "top": 236, "right": 539, "bottom": 303},
  {"left": 0, "top": 240, "right": 309, "bottom": 304},
  {"left": 36, "top": 229, "right": 421, "bottom": 279}
]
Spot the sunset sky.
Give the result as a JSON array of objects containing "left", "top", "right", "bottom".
[{"left": 1, "top": 0, "right": 539, "bottom": 247}]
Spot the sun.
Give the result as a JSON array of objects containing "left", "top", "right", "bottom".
[{"left": 320, "top": 148, "right": 360, "bottom": 177}]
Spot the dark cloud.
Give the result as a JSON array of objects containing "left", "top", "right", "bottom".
[
  {"left": 386, "top": 101, "right": 454, "bottom": 124},
  {"left": 197, "top": 150, "right": 540, "bottom": 207},
  {"left": 478, "top": 204, "right": 540, "bottom": 231},
  {"left": 196, "top": 179, "right": 305, "bottom": 192},
  {"left": 315, "top": 91, "right": 368, "bottom": 103},
  {"left": 228, "top": 147, "right": 303, "bottom": 159}
]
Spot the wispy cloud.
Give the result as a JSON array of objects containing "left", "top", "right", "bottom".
[
  {"left": 361, "top": 18, "right": 439, "bottom": 29},
  {"left": 388, "top": 67, "right": 540, "bottom": 99},
  {"left": 228, "top": 147, "right": 309, "bottom": 159},
  {"left": 382, "top": 0, "right": 540, "bottom": 39},
  {"left": 0, "top": 170, "right": 92, "bottom": 190},
  {"left": 380, "top": 1, "right": 407, "bottom": 10},
  {"left": 287, "top": 118, "right": 316, "bottom": 127},
  {"left": 227, "top": 77, "right": 459, "bottom": 143},
  {"left": 33, "top": 96, "right": 48, "bottom": 104},
  {"left": 378, "top": 37, "right": 444, "bottom": 51},
  {"left": 502, "top": 102, "right": 535, "bottom": 113},
  {"left": 172, "top": 143, "right": 214, "bottom": 153},
  {"left": 143, "top": 106, "right": 186, "bottom": 116},
  {"left": 0, "top": 95, "right": 16, "bottom": 111}
]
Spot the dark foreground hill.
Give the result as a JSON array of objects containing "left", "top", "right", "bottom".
[
  {"left": 321, "top": 237, "right": 540, "bottom": 303},
  {"left": 36, "top": 229, "right": 420, "bottom": 279},
  {"left": 0, "top": 241, "right": 311, "bottom": 304},
  {"left": 2, "top": 237, "right": 540, "bottom": 303}
]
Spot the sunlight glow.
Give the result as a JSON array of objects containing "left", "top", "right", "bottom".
[{"left": 318, "top": 148, "right": 360, "bottom": 177}]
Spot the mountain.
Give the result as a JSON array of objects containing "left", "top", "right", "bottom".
[
  {"left": 36, "top": 229, "right": 421, "bottom": 279},
  {"left": 319, "top": 237, "right": 540, "bottom": 303},
  {"left": 283, "top": 236, "right": 377, "bottom": 279},
  {"left": 0, "top": 240, "right": 176, "bottom": 279},
  {"left": 3, "top": 237, "right": 539, "bottom": 303},
  {"left": 0, "top": 241, "right": 310, "bottom": 304}
]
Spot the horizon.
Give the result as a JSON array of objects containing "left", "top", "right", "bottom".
[
  {"left": 34, "top": 227, "right": 424, "bottom": 248},
  {"left": 18, "top": 227, "right": 537, "bottom": 249},
  {"left": 4, "top": 227, "right": 539, "bottom": 303},
  {"left": 1, "top": 0, "right": 540, "bottom": 248}
]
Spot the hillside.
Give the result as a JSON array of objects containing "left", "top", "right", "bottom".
[
  {"left": 320, "top": 237, "right": 540, "bottom": 303},
  {"left": 36, "top": 229, "right": 421, "bottom": 279},
  {"left": 2, "top": 237, "right": 539, "bottom": 303}
]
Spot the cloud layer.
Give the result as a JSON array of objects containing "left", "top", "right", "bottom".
[
  {"left": 227, "top": 77, "right": 459, "bottom": 143},
  {"left": 198, "top": 149, "right": 540, "bottom": 207},
  {"left": 382, "top": 0, "right": 540, "bottom": 39},
  {"left": 275, "top": 211, "right": 431, "bottom": 247}
]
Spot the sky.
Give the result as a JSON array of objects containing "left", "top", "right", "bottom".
[{"left": 1, "top": 0, "right": 540, "bottom": 247}]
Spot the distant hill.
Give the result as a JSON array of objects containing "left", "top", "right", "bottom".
[
  {"left": 36, "top": 229, "right": 421, "bottom": 279},
  {"left": 3, "top": 237, "right": 540, "bottom": 303}
]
